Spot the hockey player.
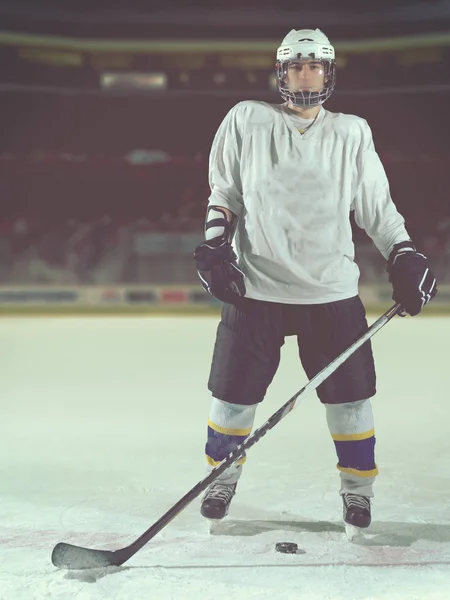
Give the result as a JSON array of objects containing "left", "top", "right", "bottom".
[{"left": 194, "top": 29, "right": 437, "bottom": 532}]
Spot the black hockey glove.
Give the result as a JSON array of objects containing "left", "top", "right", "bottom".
[
  {"left": 387, "top": 241, "right": 437, "bottom": 316},
  {"left": 194, "top": 239, "right": 246, "bottom": 305}
]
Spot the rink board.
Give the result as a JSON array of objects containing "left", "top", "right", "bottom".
[{"left": 0, "top": 283, "right": 449, "bottom": 316}]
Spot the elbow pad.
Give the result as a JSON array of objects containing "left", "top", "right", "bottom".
[{"left": 205, "top": 206, "right": 238, "bottom": 245}]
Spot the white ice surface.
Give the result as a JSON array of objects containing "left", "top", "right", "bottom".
[{"left": 1, "top": 314, "right": 449, "bottom": 600}]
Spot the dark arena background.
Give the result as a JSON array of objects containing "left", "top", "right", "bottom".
[{"left": 0, "top": 0, "right": 449, "bottom": 313}]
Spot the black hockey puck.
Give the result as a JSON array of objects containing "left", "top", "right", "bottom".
[{"left": 275, "top": 542, "right": 298, "bottom": 554}]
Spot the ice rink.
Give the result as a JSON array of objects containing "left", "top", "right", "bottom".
[{"left": 1, "top": 311, "right": 449, "bottom": 600}]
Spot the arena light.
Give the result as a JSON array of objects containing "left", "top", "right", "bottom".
[{"left": 100, "top": 71, "right": 167, "bottom": 91}]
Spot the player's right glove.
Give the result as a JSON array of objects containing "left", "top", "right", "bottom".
[
  {"left": 387, "top": 241, "right": 437, "bottom": 316},
  {"left": 194, "top": 239, "right": 246, "bottom": 305}
]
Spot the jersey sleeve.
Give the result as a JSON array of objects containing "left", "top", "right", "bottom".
[
  {"left": 207, "top": 104, "right": 244, "bottom": 216},
  {"left": 351, "top": 120, "right": 410, "bottom": 259}
]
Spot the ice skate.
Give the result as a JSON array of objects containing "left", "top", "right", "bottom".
[
  {"left": 342, "top": 493, "right": 371, "bottom": 540},
  {"left": 200, "top": 482, "right": 237, "bottom": 520}
]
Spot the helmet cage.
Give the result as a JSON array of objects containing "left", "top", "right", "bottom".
[{"left": 275, "top": 59, "right": 336, "bottom": 108}]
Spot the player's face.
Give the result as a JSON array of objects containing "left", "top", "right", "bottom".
[{"left": 285, "top": 60, "right": 325, "bottom": 92}]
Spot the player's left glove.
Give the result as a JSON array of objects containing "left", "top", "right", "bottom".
[{"left": 387, "top": 241, "right": 437, "bottom": 316}]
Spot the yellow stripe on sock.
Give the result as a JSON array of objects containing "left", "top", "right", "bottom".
[
  {"left": 337, "top": 464, "right": 379, "bottom": 478},
  {"left": 206, "top": 454, "right": 246, "bottom": 467},
  {"left": 208, "top": 419, "right": 252, "bottom": 437},
  {"left": 331, "top": 428, "right": 375, "bottom": 442}
]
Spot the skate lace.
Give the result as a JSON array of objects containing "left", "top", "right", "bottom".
[
  {"left": 344, "top": 494, "right": 370, "bottom": 510},
  {"left": 206, "top": 483, "right": 235, "bottom": 502}
]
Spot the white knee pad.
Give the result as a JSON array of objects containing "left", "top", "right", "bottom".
[
  {"left": 209, "top": 397, "right": 257, "bottom": 434},
  {"left": 325, "top": 398, "right": 374, "bottom": 437}
]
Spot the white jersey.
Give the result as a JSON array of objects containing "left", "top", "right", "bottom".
[{"left": 207, "top": 100, "right": 410, "bottom": 304}]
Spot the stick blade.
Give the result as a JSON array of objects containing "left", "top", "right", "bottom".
[{"left": 51, "top": 542, "right": 121, "bottom": 570}]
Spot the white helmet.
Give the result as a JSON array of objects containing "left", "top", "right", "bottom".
[{"left": 275, "top": 28, "right": 336, "bottom": 108}]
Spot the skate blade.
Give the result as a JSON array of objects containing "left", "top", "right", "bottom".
[
  {"left": 208, "top": 519, "right": 220, "bottom": 534},
  {"left": 345, "top": 523, "right": 365, "bottom": 542},
  {"left": 206, "top": 515, "right": 230, "bottom": 535}
]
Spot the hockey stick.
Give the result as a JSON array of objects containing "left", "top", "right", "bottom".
[{"left": 51, "top": 302, "right": 401, "bottom": 570}]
